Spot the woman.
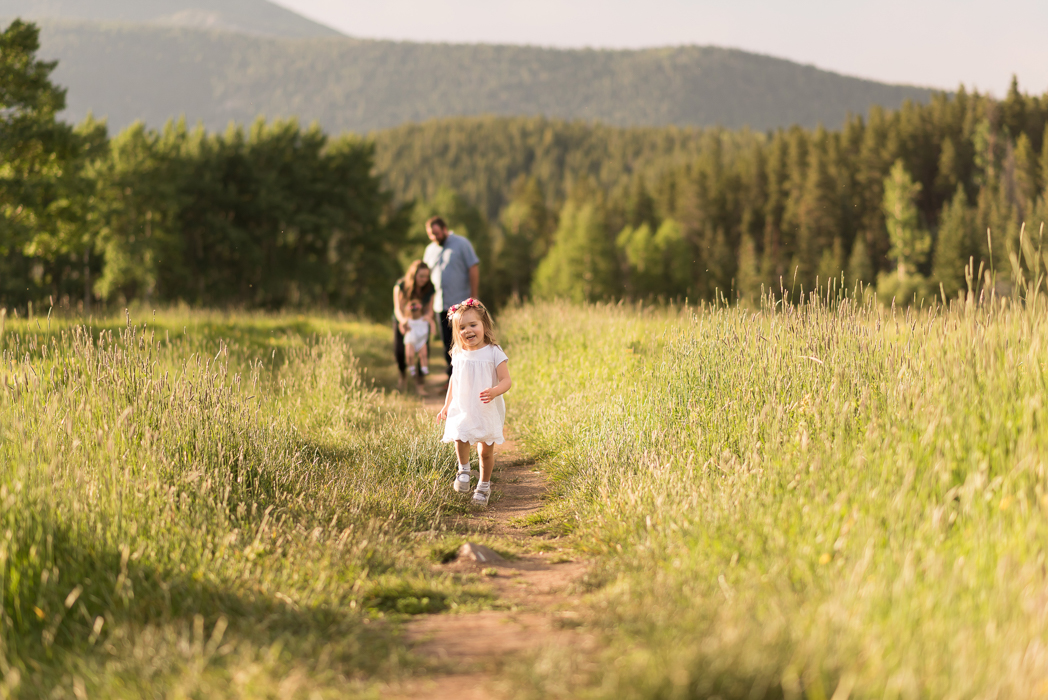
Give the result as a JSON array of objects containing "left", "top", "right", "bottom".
[{"left": 393, "top": 260, "right": 436, "bottom": 391}]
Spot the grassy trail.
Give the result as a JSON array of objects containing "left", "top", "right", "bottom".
[
  {"left": 384, "top": 374, "right": 590, "bottom": 699},
  {"left": 0, "top": 310, "right": 512, "bottom": 698}
]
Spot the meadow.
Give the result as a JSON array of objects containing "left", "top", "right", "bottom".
[
  {"left": 3, "top": 283, "right": 1047, "bottom": 699},
  {"left": 500, "top": 289, "right": 1048, "bottom": 699},
  {"left": 0, "top": 308, "right": 497, "bottom": 698}
]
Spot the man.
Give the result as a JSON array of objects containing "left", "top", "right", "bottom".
[{"left": 423, "top": 216, "right": 480, "bottom": 377}]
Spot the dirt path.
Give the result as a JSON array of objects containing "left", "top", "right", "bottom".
[{"left": 382, "top": 373, "right": 591, "bottom": 699}]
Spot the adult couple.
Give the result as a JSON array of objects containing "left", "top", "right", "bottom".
[{"left": 393, "top": 216, "right": 480, "bottom": 391}]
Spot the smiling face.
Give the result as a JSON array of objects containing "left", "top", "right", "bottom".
[{"left": 455, "top": 309, "right": 486, "bottom": 350}]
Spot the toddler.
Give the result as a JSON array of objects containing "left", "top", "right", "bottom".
[
  {"left": 436, "top": 298, "right": 512, "bottom": 506},
  {"left": 404, "top": 300, "right": 436, "bottom": 393}
]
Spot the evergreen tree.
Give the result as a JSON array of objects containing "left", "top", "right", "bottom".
[
  {"left": 877, "top": 159, "right": 931, "bottom": 304},
  {"left": 496, "top": 176, "right": 551, "bottom": 302},
  {"left": 973, "top": 118, "right": 1003, "bottom": 187},
  {"left": 1032, "top": 128, "right": 1048, "bottom": 237},
  {"left": 932, "top": 186, "right": 976, "bottom": 298},
  {"left": 794, "top": 129, "right": 840, "bottom": 290},
  {"left": 735, "top": 232, "right": 762, "bottom": 303},
  {"left": 1013, "top": 133, "right": 1039, "bottom": 220},
  {"left": 1041, "top": 124, "right": 1048, "bottom": 192},
  {"left": 882, "top": 159, "right": 931, "bottom": 280},
  {"left": 654, "top": 219, "right": 692, "bottom": 298},
  {"left": 815, "top": 238, "right": 845, "bottom": 294},
  {"left": 738, "top": 141, "right": 767, "bottom": 280},
  {"left": 761, "top": 132, "right": 789, "bottom": 289},
  {"left": 617, "top": 223, "right": 659, "bottom": 298},
  {"left": 779, "top": 126, "right": 809, "bottom": 267},
  {"left": 0, "top": 20, "right": 100, "bottom": 308},
  {"left": 92, "top": 121, "right": 181, "bottom": 304},
  {"left": 846, "top": 234, "right": 874, "bottom": 290},
  {"left": 857, "top": 107, "right": 893, "bottom": 270},
  {"left": 625, "top": 175, "right": 658, "bottom": 229},
  {"left": 617, "top": 218, "right": 691, "bottom": 299},
  {"left": 1001, "top": 76, "right": 1028, "bottom": 139},
  {"left": 935, "top": 137, "right": 959, "bottom": 200},
  {"left": 707, "top": 227, "right": 735, "bottom": 300},
  {"left": 975, "top": 175, "right": 1021, "bottom": 283},
  {"left": 533, "top": 196, "right": 617, "bottom": 303}
]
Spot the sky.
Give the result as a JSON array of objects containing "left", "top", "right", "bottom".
[{"left": 271, "top": 0, "right": 1048, "bottom": 96}]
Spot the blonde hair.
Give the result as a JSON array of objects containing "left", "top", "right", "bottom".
[{"left": 448, "top": 298, "right": 497, "bottom": 351}]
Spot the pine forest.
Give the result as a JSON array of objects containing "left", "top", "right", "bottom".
[{"left": 4, "top": 18, "right": 1048, "bottom": 314}]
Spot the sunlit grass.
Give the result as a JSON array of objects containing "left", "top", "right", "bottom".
[
  {"left": 0, "top": 309, "right": 471, "bottom": 698},
  {"left": 7, "top": 283, "right": 1048, "bottom": 698},
  {"left": 1, "top": 305, "right": 399, "bottom": 389},
  {"left": 501, "top": 292, "right": 1048, "bottom": 699}
]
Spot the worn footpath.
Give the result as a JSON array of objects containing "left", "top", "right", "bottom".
[{"left": 382, "top": 374, "right": 592, "bottom": 700}]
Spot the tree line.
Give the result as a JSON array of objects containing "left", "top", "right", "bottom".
[
  {"left": 4, "top": 18, "right": 1048, "bottom": 315},
  {"left": 377, "top": 90, "right": 1048, "bottom": 306},
  {"left": 1, "top": 20, "right": 404, "bottom": 314}
]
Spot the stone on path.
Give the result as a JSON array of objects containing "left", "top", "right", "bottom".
[{"left": 457, "top": 542, "right": 504, "bottom": 564}]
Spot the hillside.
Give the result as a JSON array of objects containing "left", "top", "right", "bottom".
[
  {"left": 16, "top": 19, "right": 936, "bottom": 134},
  {"left": 371, "top": 116, "right": 713, "bottom": 220},
  {"left": 0, "top": 0, "right": 340, "bottom": 37}
]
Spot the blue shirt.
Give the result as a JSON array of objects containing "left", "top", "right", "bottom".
[{"left": 423, "top": 232, "right": 479, "bottom": 311}]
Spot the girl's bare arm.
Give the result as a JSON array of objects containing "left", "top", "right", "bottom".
[{"left": 479, "top": 361, "right": 512, "bottom": 404}]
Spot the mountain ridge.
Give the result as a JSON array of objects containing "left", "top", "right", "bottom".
[
  {"left": 0, "top": 0, "right": 341, "bottom": 38},
  {"left": 6, "top": 17, "right": 938, "bottom": 135}
]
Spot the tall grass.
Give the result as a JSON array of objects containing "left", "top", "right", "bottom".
[
  {"left": 502, "top": 288, "right": 1048, "bottom": 698},
  {"left": 0, "top": 311, "right": 470, "bottom": 698}
]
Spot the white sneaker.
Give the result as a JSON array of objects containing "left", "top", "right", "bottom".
[
  {"left": 472, "top": 488, "right": 490, "bottom": 506},
  {"left": 453, "top": 471, "right": 471, "bottom": 493}
]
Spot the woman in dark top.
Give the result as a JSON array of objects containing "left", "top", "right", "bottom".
[{"left": 393, "top": 260, "right": 436, "bottom": 391}]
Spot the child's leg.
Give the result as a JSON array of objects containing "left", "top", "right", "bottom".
[
  {"left": 405, "top": 343, "right": 417, "bottom": 376},
  {"left": 478, "top": 441, "right": 495, "bottom": 484},
  {"left": 451, "top": 440, "right": 472, "bottom": 492},
  {"left": 415, "top": 346, "right": 428, "bottom": 396},
  {"left": 454, "top": 440, "right": 472, "bottom": 467},
  {"left": 419, "top": 343, "right": 429, "bottom": 372}
]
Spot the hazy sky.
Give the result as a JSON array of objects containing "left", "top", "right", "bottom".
[{"left": 271, "top": 0, "right": 1048, "bottom": 95}]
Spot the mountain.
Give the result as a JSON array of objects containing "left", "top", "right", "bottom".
[
  {"left": 7, "top": 17, "right": 937, "bottom": 135},
  {"left": 0, "top": 0, "right": 340, "bottom": 38}
]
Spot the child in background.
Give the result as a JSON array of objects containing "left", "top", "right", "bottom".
[
  {"left": 436, "top": 298, "right": 512, "bottom": 506},
  {"left": 404, "top": 300, "right": 436, "bottom": 395}
]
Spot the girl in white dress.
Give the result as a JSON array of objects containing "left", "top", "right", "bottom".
[{"left": 436, "top": 298, "right": 512, "bottom": 506}]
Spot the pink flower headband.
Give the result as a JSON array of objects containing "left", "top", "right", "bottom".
[{"left": 447, "top": 298, "right": 482, "bottom": 315}]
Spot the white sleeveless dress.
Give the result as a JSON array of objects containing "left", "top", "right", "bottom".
[{"left": 442, "top": 344, "right": 508, "bottom": 446}]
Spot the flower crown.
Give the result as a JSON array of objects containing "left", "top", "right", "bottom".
[{"left": 447, "top": 298, "right": 482, "bottom": 315}]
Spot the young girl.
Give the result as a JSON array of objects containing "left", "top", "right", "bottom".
[
  {"left": 436, "top": 298, "right": 512, "bottom": 506},
  {"left": 403, "top": 300, "right": 436, "bottom": 395}
]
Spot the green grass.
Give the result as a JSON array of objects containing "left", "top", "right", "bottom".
[
  {"left": 7, "top": 282, "right": 1048, "bottom": 698},
  {"left": 500, "top": 292, "right": 1048, "bottom": 699},
  {"left": 0, "top": 308, "right": 478, "bottom": 698}
]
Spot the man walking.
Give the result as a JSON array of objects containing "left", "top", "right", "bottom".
[{"left": 423, "top": 216, "right": 480, "bottom": 377}]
